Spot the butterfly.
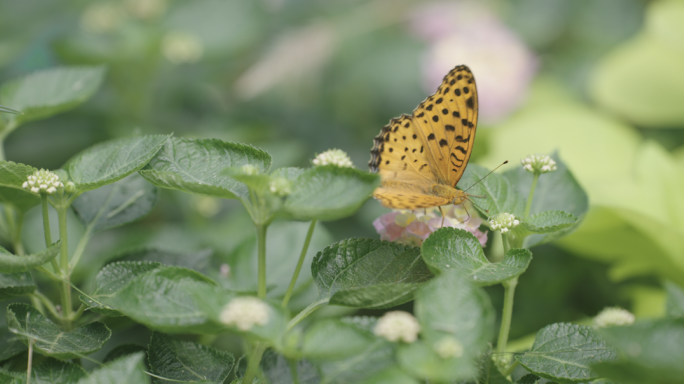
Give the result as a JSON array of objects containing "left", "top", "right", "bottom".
[{"left": 369, "top": 65, "right": 478, "bottom": 210}]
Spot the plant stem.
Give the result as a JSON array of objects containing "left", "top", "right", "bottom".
[
  {"left": 502, "top": 359, "right": 519, "bottom": 377},
  {"left": 502, "top": 233, "right": 510, "bottom": 255},
  {"left": 282, "top": 220, "right": 317, "bottom": 307},
  {"left": 26, "top": 339, "right": 34, "bottom": 384},
  {"left": 288, "top": 358, "right": 299, "bottom": 384},
  {"left": 57, "top": 206, "right": 72, "bottom": 330},
  {"left": 256, "top": 224, "right": 268, "bottom": 298},
  {"left": 31, "top": 292, "right": 62, "bottom": 320},
  {"left": 286, "top": 299, "right": 328, "bottom": 332},
  {"left": 40, "top": 195, "right": 61, "bottom": 273},
  {"left": 523, "top": 172, "right": 540, "bottom": 219},
  {"left": 13, "top": 210, "right": 25, "bottom": 255},
  {"left": 496, "top": 277, "right": 518, "bottom": 362},
  {"left": 243, "top": 343, "right": 267, "bottom": 384}
]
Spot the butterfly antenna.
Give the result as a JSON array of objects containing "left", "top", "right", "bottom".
[
  {"left": 465, "top": 197, "right": 489, "bottom": 215},
  {"left": 464, "top": 160, "right": 509, "bottom": 192}
]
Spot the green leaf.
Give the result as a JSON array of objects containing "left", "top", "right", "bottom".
[
  {"left": 148, "top": 332, "right": 234, "bottom": 384},
  {"left": 107, "top": 247, "right": 212, "bottom": 274},
  {"left": 260, "top": 350, "right": 320, "bottom": 384},
  {"left": 516, "top": 323, "right": 618, "bottom": 383},
  {"left": 80, "top": 261, "right": 162, "bottom": 317},
  {"left": 0, "top": 66, "right": 104, "bottom": 125},
  {"left": 459, "top": 163, "right": 524, "bottom": 217},
  {"left": 0, "top": 272, "right": 35, "bottom": 300},
  {"left": 0, "top": 161, "right": 39, "bottom": 212},
  {"left": 72, "top": 173, "right": 158, "bottom": 233},
  {"left": 21, "top": 358, "right": 87, "bottom": 384},
  {"left": 357, "top": 367, "right": 419, "bottom": 384},
  {"left": 6, "top": 303, "right": 111, "bottom": 359},
  {"left": 665, "top": 281, "right": 684, "bottom": 318},
  {"left": 592, "top": 318, "right": 684, "bottom": 384},
  {"left": 103, "top": 265, "right": 222, "bottom": 333},
  {"left": 103, "top": 344, "right": 147, "bottom": 364},
  {"left": 516, "top": 374, "right": 540, "bottom": 384},
  {"left": 0, "top": 104, "right": 21, "bottom": 114},
  {"left": 68, "top": 135, "right": 170, "bottom": 191},
  {"left": 513, "top": 211, "right": 580, "bottom": 248},
  {"left": 76, "top": 352, "right": 150, "bottom": 384},
  {"left": 0, "top": 327, "right": 26, "bottom": 362},
  {"left": 504, "top": 153, "right": 588, "bottom": 246},
  {"left": 281, "top": 165, "right": 379, "bottom": 221},
  {"left": 139, "top": 137, "right": 272, "bottom": 200},
  {"left": 318, "top": 340, "right": 397, "bottom": 384},
  {"left": 302, "top": 318, "right": 376, "bottom": 361},
  {"left": 312, "top": 238, "right": 433, "bottom": 308},
  {"left": 401, "top": 270, "right": 495, "bottom": 382},
  {"left": 421, "top": 228, "right": 532, "bottom": 286},
  {"left": 0, "top": 242, "right": 61, "bottom": 273}
]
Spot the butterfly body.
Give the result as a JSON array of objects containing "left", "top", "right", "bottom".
[{"left": 369, "top": 65, "right": 478, "bottom": 210}]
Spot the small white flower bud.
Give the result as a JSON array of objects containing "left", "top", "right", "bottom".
[
  {"left": 65, "top": 182, "right": 76, "bottom": 193},
  {"left": 31, "top": 187, "right": 40, "bottom": 193},
  {"left": 434, "top": 337, "right": 464, "bottom": 359},
  {"left": 489, "top": 213, "right": 520, "bottom": 232},
  {"left": 220, "top": 297, "right": 270, "bottom": 331},
  {"left": 269, "top": 177, "right": 292, "bottom": 196},
  {"left": 22, "top": 182, "right": 28, "bottom": 189},
  {"left": 312, "top": 149, "right": 354, "bottom": 168},
  {"left": 240, "top": 164, "right": 260, "bottom": 176},
  {"left": 80, "top": 2, "right": 123, "bottom": 34},
  {"left": 374, "top": 311, "right": 421, "bottom": 343},
  {"left": 594, "top": 307, "right": 635, "bottom": 328},
  {"left": 162, "top": 31, "right": 204, "bottom": 64},
  {"left": 520, "top": 154, "right": 557, "bottom": 174}
]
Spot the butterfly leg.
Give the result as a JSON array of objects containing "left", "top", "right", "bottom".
[
  {"left": 462, "top": 204, "right": 471, "bottom": 223},
  {"left": 438, "top": 206, "right": 445, "bottom": 227}
]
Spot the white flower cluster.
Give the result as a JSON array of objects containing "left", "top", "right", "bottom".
[
  {"left": 434, "top": 337, "right": 464, "bottom": 359},
  {"left": 594, "top": 307, "right": 635, "bottom": 328},
  {"left": 162, "top": 32, "right": 204, "bottom": 64},
  {"left": 269, "top": 177, "right": 292, "bottom": 196},
  {"left": 22, "top": 169, "right": 63, "bottom": 195},
  {"left": 374, "top": 311, "right": 421, "bottom": 343},
  {"left": 219, "top": 297, "right": 270, "bottom": 331},
  {"left": 521, "top": 154, "right": 557, "bottom": 174},
  {"left": 312, "top": 149, "right": 353, "bottom": 168},
  {"left": 489, "top": 212, "right": 520, "bottom": 233}
]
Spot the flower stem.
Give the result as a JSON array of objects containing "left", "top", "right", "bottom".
[
  {"left": 523, "top": 172, "right": 540, "bottom": 219},
  {"left": 243, "top": 343, "right": 267, "bottom": 384},
  {"left": 503, "top": 359, "right": 519, "bottom": 377},
  {"left": 257, "top": 224, "right": 268, "bottom": 299},
  {"left": 496, "top": 277, "right": 518, "bottom": 364},
  {"left": 502, "top": 233, "right": 510, "bottom": 255},
  {"left": 282, "top": 220, "right": 317, "bottom": 307},
  {"left": 30, "top": 292, "right": 62, "bottom": 320},
  {"left": 68, "top": 225, "right": 92, "bottom": 273},
  {"left": 57, "top": 206, "right": 72, "bottom": 330},
  {"left": 286, "top": 299, "right": 328, "bottom": 332},
  {"left": 40, "top": 195, "right": 61, "bottom": 273},
  {"left": 13, "top": 210, "right": 25, "bottom": 256},
  {"left": 26, "top": 339, "right": 34, "bottom": 384}
]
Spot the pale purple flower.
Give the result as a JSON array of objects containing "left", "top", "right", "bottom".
[
  {"left": 409, "top": 1, "right": 537, "bottom": 123},
  {"left": 373, "top": 204, "right": 488, "bottom": 247}
]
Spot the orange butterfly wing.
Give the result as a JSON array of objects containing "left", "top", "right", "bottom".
[{"left": 369, "top": 65, "right": 478, "bottom": 209}]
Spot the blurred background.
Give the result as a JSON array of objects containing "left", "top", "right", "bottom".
[{"left": 2, "top": 0, "right": 684, "bottom": 354}]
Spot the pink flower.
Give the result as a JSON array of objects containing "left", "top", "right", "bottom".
[
  {"left": 409, "top": 1, "right": 537, "bottom": 124},
  {"left": 373, "top": 205, "right": 488, "bottom": 247}
]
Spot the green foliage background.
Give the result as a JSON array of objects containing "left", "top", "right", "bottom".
[{"left": 1, "top": 0, "right": 684, "bottom": 380}]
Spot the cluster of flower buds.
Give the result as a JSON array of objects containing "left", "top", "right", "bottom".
[
  {"left": 219, "top": 296, "right": 270, "bottom": 331},
  {"left": 269, "top": 177, "right": 292, "bottom": 196},
  {"left": 22, "top": 169, "right": 63, "bottom": 195},
  {"left": 312, "top": 149, "right": 354, "bottom": 168},
  {"left": 374, "top": 205, "right": 488, "bottom": 247},
  {"left": 521, "top": 154, "right": 557, "bottom": 174},
  {"left": 489, "top": 212, "right": 520, "bottom": 234},
  {"left": 593, "top": 307, "right": 635, "bottom": 328},
  {"left": 374, "top": 311, "right": 421, "bottom": 343},
  {"left": 434, "top": 337, "right": 464, "bottom": 359}
]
